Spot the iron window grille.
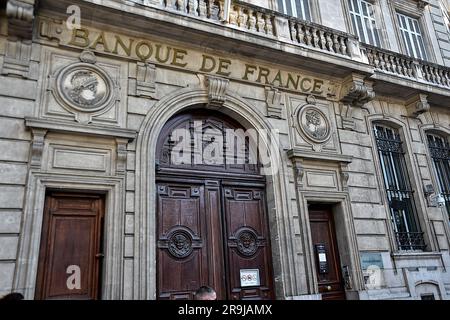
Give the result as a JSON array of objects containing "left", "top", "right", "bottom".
[
  {"left": 374, "top": 125, "right": 425, "bottom": 251},
  {"left": 348, "top": 0, "right": 381, "bottom": 46},
  {"left": 277, "top": 0, "right": 311, "bottom": 20},
  {"left": 427, "top": 134, "right": 450, "bottom": 219}
]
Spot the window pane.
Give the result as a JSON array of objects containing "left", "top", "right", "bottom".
[
  {"left": 286, "top": 0, "right": 293, "bottom": 16},
  {"left": 397, "top": 13, "right": 427, "bottom": 60},
  {"left": 348, "top": 0, "right": 380, "bottom": 46},
  {"left": 277, "top": 0, "right": 285, "bottom": 15},
  {"left": 277, "top": 0, "right": 311, "bottom": 20},
  {"left": 295, "top": 0, "right": 304, "bottom": 19},
  {"left": 303, "top": 0, "right": 311, "bottom": 20}
]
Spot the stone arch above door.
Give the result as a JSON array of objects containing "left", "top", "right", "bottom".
[
  {"left": 156, "top": 109, "right": 263, "bottom": 176},
  {"left": 133, "top": 87, "right": 298, "bottom": 299}
]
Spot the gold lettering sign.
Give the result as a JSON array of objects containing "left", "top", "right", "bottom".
[{"left": 64, "top": 27, "right": 338, "bottom": 98}]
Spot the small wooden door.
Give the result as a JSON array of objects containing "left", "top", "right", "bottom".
[
  {"left": 309, "top": 205, "right": 346, "bottom": 300},
  {"left": 35, "top": 192, "right": 105, "bottom": 300}
]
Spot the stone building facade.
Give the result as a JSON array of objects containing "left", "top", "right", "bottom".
[{"left": 0, "top": 0, "right": 450, "bottom": 300}]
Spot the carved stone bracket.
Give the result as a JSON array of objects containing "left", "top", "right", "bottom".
[
  {"left": 30, "top": 128, "right": 47, "bottom": 168},
  {"left": 1, "top": 40, "right": 39, "bottom": 79},
  {"left": 339, "top": 163, "right": 350, "bottom": 192},
  {"left": 265, "top": 86, "right": 283, "bottom": 119},
  {"left": 129, "top": 62, "right": 156, "bottom": 98},
  {"left": 116, "top": 138, "right": 128, "bottom": 175},
  {"left": 406, "top": 93, "right": 430, "bottom": 117},
  {"left": 292, "top": 159, "right": 305, "bottom": 189},
  {"left": 206, "top": 75, "right": 229, "bottom": 107},
  {"left": 416, "top": 0, "right": 429, "bottom": 9},
  {"left": 38, "top": 18, "right": 63, "bottom": 43},
  {"left": 340, "top": 74, "right": 375, "bottom": 131},
  {"left": 6, "top": 0, "right": 35, "bottom": 40}
]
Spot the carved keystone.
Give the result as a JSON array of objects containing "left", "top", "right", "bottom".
[
  {"left": 206, "top": 75, "right": 229, "bottom": 107},
  {"left": 265, "top": 86, "right": 283, "bottom": 119}
]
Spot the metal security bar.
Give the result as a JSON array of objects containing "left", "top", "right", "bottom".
[
  {"left": 374, "top": 125, "right": 425, "bottom": 251},
  {"left": 427, "top": 134, "right": 450, "bottom": 219}
]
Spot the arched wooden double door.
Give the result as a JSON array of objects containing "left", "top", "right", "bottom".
[{"left": 156, "top": 110, "right": 275, "bottom": 300}]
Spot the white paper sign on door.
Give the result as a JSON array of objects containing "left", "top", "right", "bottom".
[{"left": 240, "top": 269, "right": 260, "bottom": 287}]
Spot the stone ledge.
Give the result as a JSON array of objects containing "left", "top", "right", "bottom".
[
  {"left": 287, "top": 149, "right": 353, "bottom": 164},
  {"left": 392, "top": 251, "right": 443, "bottom": 261},
  {"left": 25, "top": 117, "right": 137, "bottom": 140}
]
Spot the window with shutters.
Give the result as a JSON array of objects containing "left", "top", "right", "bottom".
[
  {"left": 374, "top": 124, "right": 425, "bottom": 251},
  {"left": 396, "top": 12, "right": 428, "bottom": 60},
  {"left": 348, "top": 0, "right": 381, "bottom": 46},
  {"left": 427, "top": 133, "right": 450, "bottom": 219}
]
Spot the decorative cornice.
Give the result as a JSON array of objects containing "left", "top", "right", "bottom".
[
  {"left": 206, "top": 75, "right": 229, "bottom": 107},
  {"left": 6, "top": 0, "right": 35, "bottom": 40}
]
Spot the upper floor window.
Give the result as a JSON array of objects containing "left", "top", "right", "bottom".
[
  {"left": 374, "top": 124, "right": 425, "bottom": 251},
  {"left": 427, "top": 134, "right": 450, "bottom": 218},
  {"left": 277, "top": 0, "right": 311, "bottom": 20},
  {"left": 396, "top": 12, "right": 427, "bottom": 60},
  {"left": 348, "top": 0, "right": 381, "bottom": 46}
]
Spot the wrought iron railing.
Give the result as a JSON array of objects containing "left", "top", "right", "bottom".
[{"left": 395, "top": 232, "right": 426, "bottom": 251}]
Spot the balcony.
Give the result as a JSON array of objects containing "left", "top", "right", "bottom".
[
  {"left": 40, "top": 0, "right": 450, "bottom": 103},
  {"left": 361, "top": 44, "right": 450, "bottom": 90}
]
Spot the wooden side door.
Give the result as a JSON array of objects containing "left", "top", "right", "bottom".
[
  {"left": 309, "top": 205, "right": 346, "bottom": 300},
  {"left": 156, "top": 181, "right": 225, "bottom": 299},
  {"left": 35, "top": 193, "right": 105, "bottom": 300},
  {"left": 222, "top": 184, "right": 274, "bottom": 300}
]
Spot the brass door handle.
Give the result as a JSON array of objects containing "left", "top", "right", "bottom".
[
  {"left": 95, "top": 253, "right": 104, "bottom": 259},
  {"left": 326, "top": 286, "right": 332, "bottom": 291}
]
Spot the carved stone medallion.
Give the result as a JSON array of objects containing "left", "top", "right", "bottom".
[
  {"left": 168, "top": 230, "right": 193, "bottom": 259},
  {"left": 236, "top": 229, "right": 258, "bottom": 257},
  {"left": 56, "top": 63, "right": 114, "bottom": 113},
  {"left": 298, "top": 106, "right": 331, "bottom": 143}
]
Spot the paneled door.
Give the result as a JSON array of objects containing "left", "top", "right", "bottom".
[
  {"left": 35, "top": 192, "right": 105, "bottom": 300},
  {"left": 309, "top": 205, "right": 346, "bottom": 300},
  {"left": 156, "top": 179, "right": 274, "bottom": 300},
  {"left": 156, "top": 110, "right": 274, "bottom": 300}
]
